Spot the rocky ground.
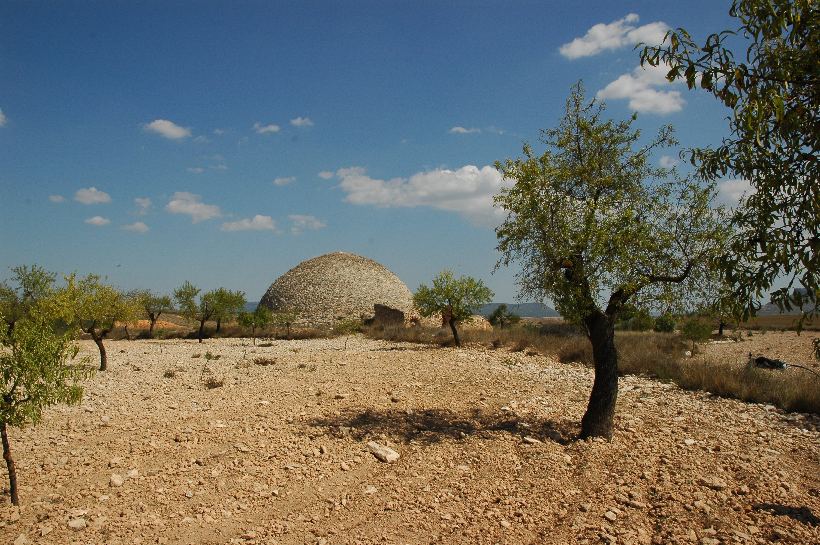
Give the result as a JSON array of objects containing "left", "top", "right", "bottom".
[{"left": 1, "top": 335, "right": 818, "bottom": 545}]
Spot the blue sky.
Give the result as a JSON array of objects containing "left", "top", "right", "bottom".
[{"left": 0, "top": 1, "right": 742, "bottom": 303}]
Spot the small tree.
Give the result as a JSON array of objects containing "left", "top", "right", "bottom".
[
  {"left": 56, "top": 274, "right": 139, "bottom": 370},
  {"left": 238, "top": 306, "right": 272, "bottom": 345},
  {"left": 413, "top": 270, "right": 494, "bottom": 347},
  {"left": 653, "top": 313, "right": 677, "bottom": 333},
  {"left": 681, "top": 318, "right": 714, "bottom": 352},
  {"left": 0, "top": 265, "right": 56, "bottom": 336},
  {"left": 211, "top": 288, "right": 247, "bottom": 333},
  {"left": 272, "top": 310, "right": 298, "bottom": 339},
  {"left": 495, "top": 84, "right": 725, "bottom": 438},
  {"left": 131, "top": 289, "right": 172, "bottom": 338},
  {"left": 487, "top": 304, "right": 521, "bottom": 328},
  {"left": 0, "top": 309, "right": 92, "bottom": 505},
  {"left": 174, "top": 281, "right": 218, "bottom": 343}
]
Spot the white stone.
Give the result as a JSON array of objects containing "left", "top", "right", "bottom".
[{"left": 367, "top": 441, "right": 400, "bottom": 463}]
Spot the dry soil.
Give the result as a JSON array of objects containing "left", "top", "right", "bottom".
[{"left": 1, "top": 335, "right": 818, "bottom": 545}]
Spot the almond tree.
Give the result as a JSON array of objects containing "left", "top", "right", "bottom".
[
  {"left": 0, "top": 304, "right": 92, "bottom": 505},
  {"left": 211, "top": 288, "right": 247, "bottom": 333},
  {"left": 238, "top": 306, "right": 272, "bottom": 345},
  {"left": 57, "top": 274, "right": 138, "bottom": 371},
  {"left": 640, "top": 0, "right": 819, "bottom": 318},
  {"left": 0, "top": 265, "right": 56, "bottom": 336},
  {"left": 494, "top": 83, "right": 726, "bottom": 438},
  {"left": 131, "top": 289, "right": 173, "bottom": 338},
  {"left": 174, "top": 281, "right": 217, "bottom": 343},
  {"left": 413, "top": 270, "right": 494, "bottom": 347}
]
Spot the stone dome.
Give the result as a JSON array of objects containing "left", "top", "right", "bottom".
[{"left": 258, "top": 252, "right": 415, "bottom": 325}]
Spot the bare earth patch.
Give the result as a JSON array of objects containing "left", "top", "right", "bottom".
[{"left": 1, "top": 336, "right": 818, "bottom": 544}]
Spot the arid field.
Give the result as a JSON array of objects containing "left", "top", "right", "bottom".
[{"left": 1, "top": 333, "right": 819, "bottom": 545}]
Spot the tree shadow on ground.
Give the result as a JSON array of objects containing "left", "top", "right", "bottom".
[
  {"left": 753, "top": 503, "right": 819, "bottom": 526},
  {"left": 308, "top": 407, "right": 578, "bottom": 445}
]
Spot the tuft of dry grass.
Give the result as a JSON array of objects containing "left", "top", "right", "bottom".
[{"left": 253, "top": 356, "right": 277, "bottom": 366}]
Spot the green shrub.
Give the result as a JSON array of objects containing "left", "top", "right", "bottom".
[{"left": 653, "top": 313, "right": 676, "bottom": 333}]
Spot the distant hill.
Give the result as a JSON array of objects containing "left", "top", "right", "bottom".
[
  {"left": 479, "top": 302, "right": 559, "bottom": 318},
  {"left": 758, "top": 288, "right": 816, "bottom": 316},
  {"left": 244, "top": 301, "right": 259, "bottom": 312}
]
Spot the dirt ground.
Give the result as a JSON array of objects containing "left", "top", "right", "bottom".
[{"left": 1, "top": 335, "right": 818, "bottom": 545}]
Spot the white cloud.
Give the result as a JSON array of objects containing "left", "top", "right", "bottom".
[
  {"left": 290, "top": 116, "right": 314, "bottom": 127},
  {"left": 143, "top": 119, "right": 191, "bottom": 140},
  {"left": 659, "top": 155, "right": 679, "bottom": 169},
  {"left": 716, "top": 178, "right": 754, "bottom": 207},
  {"left": 213, "top": 128, "right": 225, "bottom": 135},
  {"left": 337, "top": 165, "right": 513, "bottom": 226},
  {"left": 559, "top": 14, "right": 668, "bottom": 59},
  {"left": 85, "top": 216, "right": 110, "bottom": 226},
  {"left": 253, "top": 122, "right": 280, "bottom": 134},
  {"left": 134, "top": 197, "right": 152, "bottom": 215},
  {"left": 49, "top": 195, "right": 65, "bottom": 203},
  {"left": 273, "top": 176, "right": 296, "bottom": 186},
  {"left": 288, "top": 214, "right": 326, "bottom": 235},
  {"left": 318, "top": 171, "right": 334, "bottom": 180},
  {"left": 187, "top": 167, "right": 205, "bottom": 174},
  {"left": 211, "top": 164, "right": 228, "bottom": 171},
  {"left": 221, "top": 215, "right": 279, "bottom": 232},
  {"left": 74, "top": 186, "right": 111, "bottom": 205},
  {"left": 0, "top": 108, "right": 7, "bottom": 127},
  {"left": 165, "top": 192, "right": 221, "bottom": 223},
  {"left": 122, "top": 221, "right": 149, "bottom": 233},
  {"left": 449, "top": 126, "right": 481, "bottom": 134},
  {"left": 597, "top": 63, "right": 685, "bottom": 114}
]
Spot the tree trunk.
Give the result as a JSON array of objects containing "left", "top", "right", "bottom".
[
  {"left": 1, "top": 421, "right": 18, "bottom": 505},
  {"left": 718, "top": 321, "right": 725, "bottom": 337},
  {"left": 92, "top": 332, "right": 108, "bottom": 371},
  {"left": 198, "top": 320, "right": 206, "bottom": 343},
  {"left": 580, "top": 312, "right": 618, "bottom": 439},
  {"left": 123, "top": 324, "right": 131, "bottom": 341},
  {"left": 449, "top": 319, "right": 462, "bottom": 347},
  {"left": 216, "top": 318, "right": 222, "bottom": 333},
  {"left": 252, "top": 326, "right": 257, "bottom": 346},
  {"left": 149, "top": 315, "right": 158, "bottom": 338}
]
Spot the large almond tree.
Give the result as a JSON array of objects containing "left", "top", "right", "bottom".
[{"left": 494, "top": 83, "right": 726, "bottom": 439}]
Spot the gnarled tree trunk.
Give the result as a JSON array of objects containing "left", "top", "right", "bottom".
[
  {"left": 148, "top": 314, "right": 158, "bottom": 338},
  {"left": 449, "top": 319, "right": 462, "bottom": 347},
  {"left": 581, "top": 312, "right": 618, "bottom": 439},
  {"left": 1, "top": 421, "right": 18, "bottom": 505},
  {"left": 198, "top": 319, "right": 206, "bottom": 343},
  {"left": 91, "top": 331, "right": 108, "bottom": 371}
]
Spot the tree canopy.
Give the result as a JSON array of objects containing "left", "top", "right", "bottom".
[
  {"left": 413, "top": 270, "right": 494, "bottom": 347},
  {"left": 494, "top": 83, "right": 726, "bottom": 437},
  {"left": 640, "top": 0, "right": 819, "bottom": 317}
]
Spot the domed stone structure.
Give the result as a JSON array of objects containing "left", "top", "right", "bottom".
[{"left": 259, "top": 252, "right": 415, "bottom": 325}]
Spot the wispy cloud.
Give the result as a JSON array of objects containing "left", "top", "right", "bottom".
[
  {"left": 273, "top": 176, "right": 296, "bottom": 186},
  {"left": 186, "top": 166, "right": 206, "bottom": 174},
  {"left": 143, "top": 119, "right": 192, "bottom": 140},
  {"left": 659, "top": 155, "right": 679, "bottom": 169},
  {"left": 85, "top": 216, "right": 110, "bottom": 226},
  {"left": 449, "top": 126, "right": 481, "bottom": 134},
  {"left": 49, "top": 195, "right": 65, "bottom": 203},
  {"left": 290, "top": 116, "right": 314, "bottom": 127},
  {"left": 0, "top": 108, "right": 7, "bottom": 127},
  {"left": 716, "top": 179, "right": 754, "bottom": 208},
  {"left": 559, "top": 14, "right": 668, "bottom": 59},
  {"left": 75, "top": 187, "right": 111, "bottom": 205},
  {"left": 318, "top": 171, "right": 334, "bottom": 180},
  {"left": 253, "top": 122, "right": 280, "bottom": 134},
  {"left": 597, "top": 63, "right": 685, "bottom": 114},
  {"left": 221, "top": 215, "right": 279, "bottom": 232},
  {"left": 288, "top": 214, "right": 326, "bottom": 235},
  {"left": 213, "top": 128, "right": 225, "bottom": 135},
  {"left": 335, "top": 165, "right": 513, "bottom": 226},
  {"left": 165, "top": 192, "right": 221, "bottom": 223},
  {"left": 134, "top": 197, "right": 152, "bottom": 215},
  {"left": 122, "top": 221, "right": 149, "bottom": 233}
]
